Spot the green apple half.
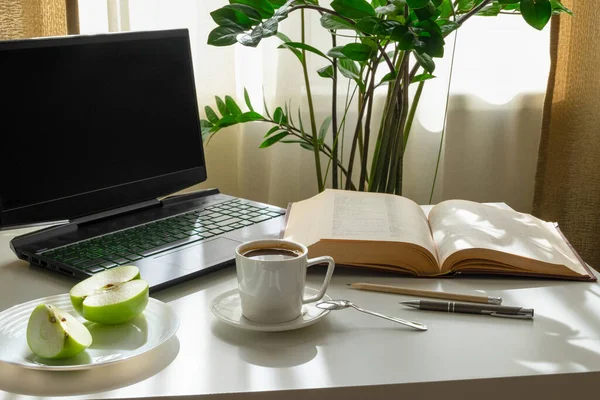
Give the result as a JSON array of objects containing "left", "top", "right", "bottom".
[
  {"left": 27, "top": 304, "right": 92, "bottom": 359},
  {"left": 70, "top": 265, "right": 149, "bottom": 325}
]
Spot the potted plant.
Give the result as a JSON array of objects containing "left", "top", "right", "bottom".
[{"left": 200, "top": 0, "right": 571, "bottom": 195}]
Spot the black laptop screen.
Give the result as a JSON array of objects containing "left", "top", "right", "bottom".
[{"left": 0, "top": 30, "right": 206, "bottom": 226}]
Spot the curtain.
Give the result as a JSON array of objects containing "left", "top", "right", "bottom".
[
  {"left": 79, "top": 1, "right": 550, "bottom": 211},
  {"left": 533, "top": 1, "right": 600, "bottom": 270},
  {"left": 0, "top": 0, "right": 78, "bottom": 39}
]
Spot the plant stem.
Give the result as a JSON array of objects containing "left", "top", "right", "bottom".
[
  {"left": 344, "top": 92, "right": 371, "bottom": 190},
  {"left": 370, "top": 50, "right": 404, "bottom": 191},
  {"left": 358, "top": 58, "right": 379, "bottom": 191},
  {"left": 385, "top": 58, "right": 409, "bottom": 194},
  {"left": 372, "top": 52, "right": 406, "bottom": 192},
  {"left": 403, "top": 81, "right": 425, "bottom": 151},
  {"left": 396, "top": 61, "right": 411, "bottom": 194},
  {"left": 331, "top": 32, "right": 339, "bottom": 189},
  {"left": 300, "top": 9, "right": 324, "bottom": 192},
  {"left": 429, "top": 24, "right": 459, "bottom": 204},
  {"left": 456, "top": 0, "right": 493, "bottom": 25}
]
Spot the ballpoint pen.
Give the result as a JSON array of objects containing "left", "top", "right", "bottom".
[{"left": 400, "top": 300, "right": 534, "bottom": 319}]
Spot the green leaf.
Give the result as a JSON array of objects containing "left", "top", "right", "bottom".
[
  {"left": 437, "top": 19, "right": 459, "bottom": 35},
  {"left": 331, "top": 0, "right": 376, "bottom": 19},
  {"left": 207, "top": 26, "right": 245, "bottom": 47},
  {"left": 502, "top": 3, "right": 520, "bottom": 11},
  {"left": 300, "top": 142, "right": 315, "bottom": 152},
  {"left": 374, "top": 20, "right": 402, "bottom": 35},
  {"left": 338, "top": 59, "right": 366, "bottom": 92},
  {"left": 406, "top": 0, "right": 431, "bottom": 9},
  {"left": 227, "top": 4, "right": 263, "bottom": 24},
  {"left": 204, "top": 106, "right": 219, "bottom": 124},
  {"left": 327, "top": 46, "right": 346, "bottom": 58},
  {"left": 418, "top": 30, "right": 444, "bottom": 57},
  {"left": 273, "top": 107, "right": 287, "bottom": 125},
  {"left": 278, "top": 42, "right": 330, "bottom": 60},
  {"left": 230, "top": 0, "right": 274, "bottom": 19},
  {"left": 281, "top": 139, "right": 309, "bottom": 145},
  {"left": 244, "top": 88, "right": 255, "bottom": 112},
  {"left": 520, "top": 0, "right": 552, "bottom": 30},
  {"left": 498, "top": 0, "right": 519, "bottom": 3},
  {"left": 268, "top": 0, "right": 288, "bottom": 6},
  {"left": 264, "top": 126, "right": 281, "bottom": 137},
  {"left": 341, "top": 43, "right": 373, "bottom": 61},
  {"left": 260, "top": 131, "right": 288, "bottom": 148},
  {"left": 237, "top": 111, "right": 264, "bottom": 122},
  {"left": 261, "top": 18, "right": 279, "bottom": 37},
  {"left": 318, "top": 65, "right": 335, "bottom": 79},
  {"left": 320, "top": 13, "right": 357, "bottom": 31},
  {"left": 413, "top": 2, "right": 439, "bottom": 20},
  {"left": 318, "top": 116, "right": 332, "bottom": 144},
  {"left": 201, "top": 123, "right": 214, "bottom": 142},
  {"left": 262, "top": 87, "right": 271, "bottom": 119},
  {"left": 438, "top": 0, "right": 453, "bottom": 18},
  {"left": 215, "top": 114, "right": 237, "bottom": 128},
  {"left": 379, "top": 71, "right": 397, "bottom": 85},
  {"left": 414, "top": 51, "right": 435, "bottom": 73},
  {"left": 237, "top": 25, "right": 264, "bottom": 47},
  {"left": 411, "top": 73, "right": 435, "bottom": 82},
  {"left": 211, "top": 7, "right": 253, "bottom": 29},
  {"left": 276, "top": 32, "right": 303, "bottom": 61},
  {"left": 477, "top": 3, "right": 501, "bottom": 16},
  {"left": 356, "top": 16, "right": 380, "bottom": 34},
  {"left": 391, "top": 25, "right": 413, "bottom": 50},
  {"left": 215, "top": 96, "right": 229, "bottom": 116},
  {"left": 225, "top": 95, "right": 242, "bottom": 116},
  {"left": 457, "top": 0, "right": 474, "bottom": 11},
  {"left": 338, "top": 59, "right": 360, "bottom": 78},
  {"left": 297, "top": 108, "right": 307, "bottom": 139},
  {"left": 551, "top": 0, "right": 572, "bottom": 15},
  {"left": 375, "top": 3, "right": 399, "bottom": 15}
]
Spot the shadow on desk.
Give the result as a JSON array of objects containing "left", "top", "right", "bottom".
[
  {"left": 0, "top": 335, "right": 180, "bottom": 396},
  {"left": 211, "top": 320, "right": 330, "bottom": 368}
]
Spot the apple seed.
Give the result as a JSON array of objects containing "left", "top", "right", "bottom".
[{"left": 50, "top": 317, "right": 56, "bottom": 323}]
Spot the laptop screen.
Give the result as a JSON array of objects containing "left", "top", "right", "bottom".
[{"left": 0, "top": 29, "right": 206, "bottom": 227}]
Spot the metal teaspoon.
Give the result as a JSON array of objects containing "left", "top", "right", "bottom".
[{"left": 316, "top": 299, "right": 427, "bottom": 331}]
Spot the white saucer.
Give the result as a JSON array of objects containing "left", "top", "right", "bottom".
[{"left": 210, "top": 287, "right": 331, "bottom": 332}]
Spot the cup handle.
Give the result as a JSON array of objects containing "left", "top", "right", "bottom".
[{"left": 302, "top": 256, "right": 336, "bottom": 304}]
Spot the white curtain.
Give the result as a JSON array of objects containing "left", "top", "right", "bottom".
[{"left": 79, "top": 0, "right": 549, "bottom": 212}]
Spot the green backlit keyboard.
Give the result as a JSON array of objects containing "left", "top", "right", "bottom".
[{"left": 40, "top": 199, "right": 285, "bottom": 274}]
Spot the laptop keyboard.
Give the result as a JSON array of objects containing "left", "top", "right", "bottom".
[{"left": 40, "top": 199, "right": 285, "bottom": 274}]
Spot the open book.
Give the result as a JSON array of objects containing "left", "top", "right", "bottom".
[{"left": 283, "top": 190, "right": 596, "bottom": 281}]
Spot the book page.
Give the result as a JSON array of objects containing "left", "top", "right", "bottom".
[
  {"left": 284, "top": 189, "right": 438, "bottom": 262},
  {"left": 428, "top": 200, "right": 587, "bottom": 275}
]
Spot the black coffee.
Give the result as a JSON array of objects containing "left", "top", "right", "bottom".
[{"left": 243, "top": 247, "right": 302, "bottom": 261}]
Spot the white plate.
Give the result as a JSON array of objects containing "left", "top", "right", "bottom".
[
  {"left": 210, "top": 287, "right": 330, "bottom": 332},
  {"left": 0, "top": 294, "right": 179, "bottom": 371}
]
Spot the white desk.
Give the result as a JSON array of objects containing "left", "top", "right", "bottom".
[{"left": 1, "top": 225, "right": 600, "bottom": 400}]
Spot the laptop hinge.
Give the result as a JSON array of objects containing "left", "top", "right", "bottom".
[
  {"left": 160, "top": 188, "right": 220, "bottom": 206},
  {"left": 73, "top": 199, "right": 161, "bottom": 226}
]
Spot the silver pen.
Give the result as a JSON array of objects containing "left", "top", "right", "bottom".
[{"left": 400, "top": 300, "right": 534, "bottom": 319}]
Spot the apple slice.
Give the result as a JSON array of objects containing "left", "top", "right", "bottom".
[
  {"left": 70, "top": 265, "right": 149, "bottom": 324},
  {"left": 27, "top": 304, "right": 92, "bottom": 359}
]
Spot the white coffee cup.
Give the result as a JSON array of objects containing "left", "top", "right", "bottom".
[{"left": 235, "top": 239, "right": 335, "bottom": 324}]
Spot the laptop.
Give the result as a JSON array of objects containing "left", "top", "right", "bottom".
[{"left": 0, "top": 29, "right": 286, "bottom": 292}]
